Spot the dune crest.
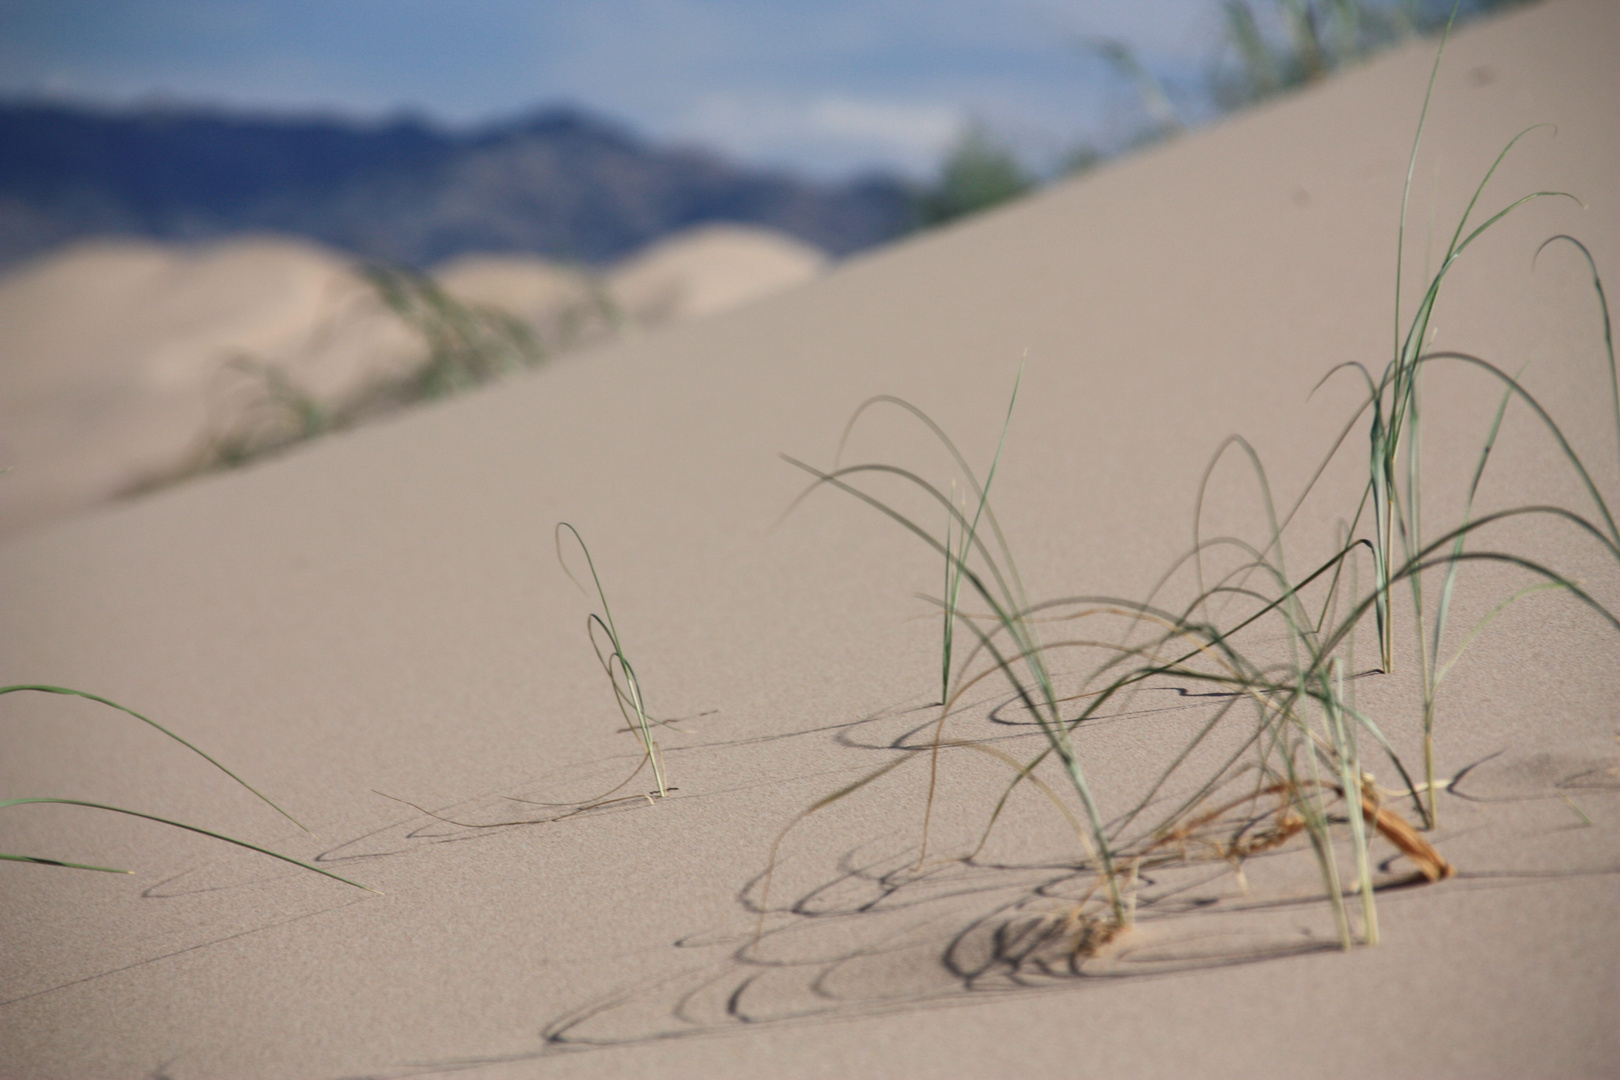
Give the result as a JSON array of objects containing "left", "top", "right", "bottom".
[{"left": 0, "top": 225, "right": 828, "bottom": 536}]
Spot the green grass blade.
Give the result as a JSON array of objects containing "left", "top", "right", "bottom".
[
  {"left": 1419, "top": 352, "right": 1618, "bottom": 547},
  {"left": 0, "top": 685, "right": 312, "bottom": 835},
  {"left": 0, "top": 852, "right": 131, "bottom": 874},
  {"left": 557, "top": 524, "right": 666, "bottom": 797},
  {"left": 0, "top": 798, "right": 374, "bottom": 891},
  {"left": 1327, "top": 659, "right": 1377, "bottom": 945},
  {"left": 1394, "top": 3, "right": 1457, "bottom": 363},
  {"left": 1536, "top": 236, "right": 1618, "bottom": 473},
  {"left": 941, "top": 367, "right": 1023, "bottom": 702},
  {"left": 829, "top": 392, "right": 1032, "bottom": 615}
]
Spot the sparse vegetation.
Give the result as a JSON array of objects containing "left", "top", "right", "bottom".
[
  {"left": 1213, "top": 0, "right": 1538, "bottom": 108},
  {"left": 911, "top": 127, "right": 1036, "bottom": 228},
  {"left": 766, "top": 23, "right": 1616, "bottom": 955},
  {"left": 555, "top": 523, "right": 671, "bottom": 801},
  {"left": 362, "top": 265, "right": 547, "bottom": 400},
  {"left": 920, "top": 1, "right": 1540, "bottom": 230},
  {"left": 128, "top": 262, "right": 563, "bottom": 490},
  {"left": 374, "top": 523, "right": 675, "bottom": 828},
  {"left": 1, "top": 684, "right": 372, "bottom": 890}
]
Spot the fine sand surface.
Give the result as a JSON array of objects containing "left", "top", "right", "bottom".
[
  {"left": 2, "top": 3, "right": 1617, "bottom": 1077},
  {"left": 0, "top": 224, "right": 826, "bottom": 539}
]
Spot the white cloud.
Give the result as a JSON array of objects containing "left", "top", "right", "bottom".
[
  {"left": 679, "top": 92, "right": 964, "bottom": 177},
  {"left": 805, "top": 97, "right": 961, "bottom": 153},
  {"left": 0, "top": 0, "right": 1228, "bottom": 177}
]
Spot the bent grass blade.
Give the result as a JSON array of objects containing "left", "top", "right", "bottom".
[
  {"left": 2, "top": 684, "right": 312, "bottom": 835},
  {"left": 1, "top": 798, "right": 374, "bottom": 891},
  {"left": 3, "top": 685, "right": 372, "bottom": 890},
  {"left": 556, "top": 523, "right": 668, "bottom": 799}
]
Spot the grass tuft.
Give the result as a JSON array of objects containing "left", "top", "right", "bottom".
[{"left": 767, "top": 26, "right": 1617, "bottom": 954}]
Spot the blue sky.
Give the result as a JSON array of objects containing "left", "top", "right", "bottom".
[{"left": 0, "top": 0, "right": 1229, "bottom": 178}]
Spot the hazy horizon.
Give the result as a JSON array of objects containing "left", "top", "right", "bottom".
[{"left": 0, "top": 0, "right": 1225, "bottom": 180}]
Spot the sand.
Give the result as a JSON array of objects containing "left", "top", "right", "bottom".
[{"left": 1, "top": 2, "right": 1616, "bottom": 1077}]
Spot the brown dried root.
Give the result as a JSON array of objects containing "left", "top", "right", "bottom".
[
  {"left": 1148, "top": 779, "right": 1453, "bottom": 882},
  {"left": 1042, "top": 865, "right": 1135, "bottom": 959},
  {"left": 1065, "top": 907, "right": 1126, "bottom": 958},
  {"left": 1148, "top": 783, "right": 1305, "bottom": 862}
]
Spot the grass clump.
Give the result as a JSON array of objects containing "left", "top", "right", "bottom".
[
  {"left": 767, "top": 24, "right": 1617, "bottom": 955},
  {"left": 1214, "top": 0, "right": 1418, "bottom": 107},
  {"left": 362, "top": 265, "right": 546, "bottom": 401},
  {"left": 912, "top": 127, "right": 1037, "bottom": 228},
  {"left": 1360, "top": 19, "right": 1614, "bottom": 824}
]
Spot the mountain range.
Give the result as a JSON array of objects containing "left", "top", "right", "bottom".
[{"left": 0, "top": 100, "right": 918, "bottom": 270}]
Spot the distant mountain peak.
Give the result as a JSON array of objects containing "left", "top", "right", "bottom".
[{"left": 0, "top": 98, "right": 917, "bottom": 271}]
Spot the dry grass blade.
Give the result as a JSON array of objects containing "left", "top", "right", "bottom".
[{"left": 1355, "top": 787, "right": 1453, "bottom": 882}]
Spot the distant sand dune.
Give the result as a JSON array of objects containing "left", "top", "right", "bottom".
[
  {"left": 0, "top": 225, "right": 828, "bottom": 536},
  {"left": 605, "top": 224, "right": 830, "bottom": 325},
  {"left": 0, "top": 236, "right": 417, "bottom": 534}
]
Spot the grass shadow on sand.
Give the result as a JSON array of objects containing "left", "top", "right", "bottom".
[{"left": 330, "top": 685, "right": 1616, "bottom": 1074}]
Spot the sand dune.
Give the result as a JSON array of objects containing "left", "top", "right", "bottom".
[
  {"left": 0, "top": 236, "right": 418, "bottom": 534},
  {"left": 0, "top": 224, "right": 829, "bottom": 537},
  {"left": 604, "top": 223, "right": 830, "bottom": 325},
  {"left": 433, "top": 254, "right": 611, "bottom": 349},
  {"left": 1, "top": 3, "right": 1615, "bottom": 1078}
]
